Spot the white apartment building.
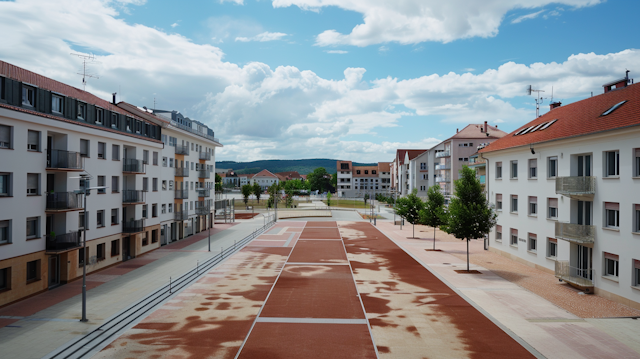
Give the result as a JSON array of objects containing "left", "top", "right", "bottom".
[
  {"left": 0, "top": 61, "right": 165, "bottom": 306},
  {"left": 390, "top": 150, "right": 427, "bottom": 197},
  {"left": 250, "top": 169, "right": 279, "bottom": 190},
  {"left": 336, "top": 161, "right": 391, "bottom": 197},
  {"left": 481, "top": 76, "right": 640, "bottom": 309}
]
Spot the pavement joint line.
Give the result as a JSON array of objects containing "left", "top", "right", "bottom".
[
  {"left": 256, "top": 317, "right": 368, "bottom": 324},
  {"left": 526, "top": 318, "right": 586, "bottom": 323},
  {"left": 282, "top": 232, "right": 295, "bottom": 247},
  {"left": 285, "top": 262, "right": 349, "bottom": 266}
]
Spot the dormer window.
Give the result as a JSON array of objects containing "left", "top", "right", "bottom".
[
  {"left": 95, "top": 108, "right": 104, "bottom": 125},
  {"left": 111, "top": 113, "right": 119, "bottom": 129},
  {"left": 126, "top": 117, "right": 132, "bottom": 132},
  {"left": 77, "top": 102, "right": 87, "bottom": 120},
  {"left": 22, "top": 85, "right": 35, "bottom": 107},
  {"left": 602, "top": 101, "right": 626, "bottom": 116}
]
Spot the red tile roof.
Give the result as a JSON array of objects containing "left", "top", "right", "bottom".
[
  {"left": 449, "top": 124, "right": 507, "bottom": 140},
  {"left": 377, "top": 162, "right": 391, "bottom": 172},
  {"left": 395, "top": 149, "right": 427, "bottom": 165},
  {"left": 252, "top": 169, "right": 278, "bottom": 178},
  {"left": 480, "top": 83, "right": 640, "bottom": 153}
]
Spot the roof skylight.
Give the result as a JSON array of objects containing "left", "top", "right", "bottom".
[
  {"left": 601, "top": 101, "right": 627, "bottom": 116},
  {"left": 538, "top": 119, "right": 557, "bottom": 130}
]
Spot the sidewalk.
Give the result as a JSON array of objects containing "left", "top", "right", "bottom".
[
  {"left": 376, "top": 221, "right": 640, "bottom": 358},
  {"left": 0, "top": 217, "right": 268, "bottom": 359}
]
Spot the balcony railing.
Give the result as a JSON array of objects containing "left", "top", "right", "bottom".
[
  {"left": 170, "top": 120, "right": 219, "bottom": 143},
  {"left": 47, "top": 149, "right": 83, "bottom": 171},
  {"left": 175, "top": 189, "right": 189, "bottom": 199},
  {"left": 435, "top": 151, "right": 450, "bottom": 158},
  {"left": 122, "top": 219, "right": 145, "bottom": 233},
  {"left": 435, "top": 176, "right": 450, "bottom": 183},
  {"left": 123, "top": 159, "right": 146, "bottom": 174},
  {"left": 555, "top": 260, "right": 594, "bottom": 289},
  {"left": 46, "top": 231, "right": 81, "bottom": 252},
  {"left": 215, "top": 191, "right": 224, "bottom": 201},
  {"left": 122, "top": 190, "right": 145, "bottom": 204},
  {"left": 556, "top": 176, "right": 596, "bottom": 197},
  {"left": 174, "top": 210, "right": 189, "bottom": 221},
  {"left": 198, "top": 169, "right": 210, "bottom": 179},
  {"left": 175, "top": 167, "right": 190, "bottom": 177},
  {"left": 197, "top": 188, "right": 211, "bottom": 197},
  {"left": 46, "top": 192, "right": 83, "bottom": 211},
  {"left": 199, "top": 151, "right": 211, "bottom": 161},
  {"left": 175, "top": 144, "right": 190, "bottom": 155},
  {"left": 555, "top": 222, "right": 596, "bottom": 245},
  {"left": 195, "top": 204, "right": 211, "bottom": 216},
  {"left": 435, "top": 163, "right": 451, "bottom": 170}
]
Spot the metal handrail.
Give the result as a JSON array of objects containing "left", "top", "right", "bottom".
[
  {"left": 122, "top": 219, "right": 145, "bottom": 233},
  {"left": 175, "top": 167, "right": 189, "bottom": 177},
  {"left": 199, "top": 152, "right": 211, "bottom": 160},
  {"left": 122, "top": 190, "right": 145, "bottom": 204},
  {"left": 196, "top": 188, "right": 211, "bottom": 197},
  {"left": 174, "top": 189, "right": 189, "bottom": 199},
  {"left": 46, "top": 231, "right": 81, "bottom": 252},
  {"left": 435, "top": 151, "right": 450, "bottom": 158},
  {"left": 555, "top": 260, "right": 594, "bottom": 288},
  {"left": 46, "top": 192, "right": 83, "bottom": 210},
  {"left": 123, "top": 159, "right": 145, "bottom": 173},
  {"left": 47, "top": 149, "right": 83, "bottom": 170},
  {"left": 198, "top": 169, "right": 210, "bottom": 179},
  {"left": 174, "top": 144, "right": 189, "bottom": 155}
]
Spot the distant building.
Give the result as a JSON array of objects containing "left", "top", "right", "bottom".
[
  {"left": 250, "top": 169, "right": 279, "bottom": 190},
  {"left": 336, "top": 161, "right": 391, "bottom": 197}
]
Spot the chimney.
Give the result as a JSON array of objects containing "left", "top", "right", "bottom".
[
  {"left": 603, "top": 70, "right": 632, "bottom": 93},
  {"left": 484, "top": 121, "right": 487, "bottom": 133},
  {"left": 112, "top": 92, "right": 117, "bottom": 105},
  {"left": 550, "top": 102, "right": 562, "bottom": 110},
  {"left": 456, "top": 128, "right": 459, "bottom": 133}
]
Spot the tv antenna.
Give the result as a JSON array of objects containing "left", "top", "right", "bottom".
[
  {"left": 71, "top": 53, "right": 100, "bottom": 91},
  {"left": 527, "top": 85, "right": 545, "bottom": 118}
]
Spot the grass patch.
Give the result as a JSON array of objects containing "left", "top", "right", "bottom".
[
  {"left": 322, "top": 199, "right": 371, "bottom": 209},
  {"left": 238, "top": 198, "right": 302, "bottom": 209},
  {"left": 360, "top": 214, "right": 385, "bottom": 219}
]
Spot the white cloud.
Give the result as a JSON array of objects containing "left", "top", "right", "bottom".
[
  {"left": 511, "top": 10, "right": 545, "bottom": 24},
  {"left": 171, "top": 22, "right": 179, "bottom": 28},
  {"left": 378, "top": 46, "right": 389, "bottom": 53},
  {"left": 326, "top": 50, "right": 348, "bottom": 54},
  {"left": 271, "top": 0, "right": 602, "bottom": 46},
  {"left": 235, "top": 31, "right": 288, "bottom": 42},
  {"left": 463, "top": 68, "right": 475, "bottom": 72}
]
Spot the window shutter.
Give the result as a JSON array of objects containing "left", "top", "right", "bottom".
[
  {"left": 529, "top": 196, "right": 537, "bottom": 204},
  {"left": 636, "top": 204, "right": 640, "bottom": 211},
  {"left": 529, "top": 159, "right": 537, "bottom": 167},
  {"left": 28, "top": 130, "right": 38, "bottom": 145},
  {"left": 496, "top": 225, "right": 502, "bottom": 232},
  {"left": 0, "top": 125, "right": 10, "bottom": 143},
  {"left": 511, "top": 228, "right": 518, "bottom": 235},
  {"left": 604, "top": 252, "right": 619, "bottom": 261},
  {"left": 635, "top": 149, "right": 640, "bottom": 157},
  {"left": 529, "top": 233, "right": 537, "bottom": 239},
  {"left": 634, "top": 259, "right": 640, "bottom": 270},
  {"left": 549, "top": 198, "right": 558, "bottom": 207},
  {"left": 605, "top": 202, "right": 619, "bottom": 211},
  {"left": 27, "top": 174, "right": 38, "bottom": 189},
  {"left": 549, "top": 238, "right": 557, "bottom": 244},
  {"left": 496, "top": 194, "right": 502, "bottom": 201}
]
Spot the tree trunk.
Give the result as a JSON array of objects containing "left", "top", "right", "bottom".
[
  {"left": 412, "top": 223, "right": 415, "bottom": 239},
  {"left": 466, "top": 238, "right": 470, "bottom": 272},
  {"left": 433, "top": 226, "right": 436, "bottom": 250}
]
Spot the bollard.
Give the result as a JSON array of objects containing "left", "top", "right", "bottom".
[{"left": 374, "top": 217, "right": 376, "bottom": 226}]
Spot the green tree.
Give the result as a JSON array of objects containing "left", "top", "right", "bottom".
[
  {"left": 283, "top": 179, "right": 305, "bottom": 191},
  {"left": 364, "top": 193, "right": 369, "bottom": 205},
  {"left": 252, "top": 182, "right": 262, "bottom": 203},
  {"left": 307, "top": 167, "right": 331, "bottom": 192},
  {"left": 326, "top": 192, "right": 332, "bottom": 207},
  {"left": 267, "top": 182, "right": 281, "bottom": 208},
  {"left": 241, "top": 184, "right": 252, "bottom": 207},
  {"left": 394, "top": 189, "right": 425, "bottom": 238},
  {"left": 442, "top": 166, "right": 497, "bottom": 272},
  {"left": 331, "top": 172, "right": 337, "bottom": 188},
  {"left": 215, "top": 173, "right": 222, "bottom": 183},
  {"left": 419, "top": 185, "right": 447, "bottom": 250}
]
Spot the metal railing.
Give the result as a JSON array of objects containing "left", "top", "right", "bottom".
[
  {"left": 174, "top": 210, "right": 189, "bottom": 221},
  {"left": 123, "top": 159, "right": 145, "bottom": 174},
  {"left": 174, "top": 189, "right": 189, "bottom": 199},
  {"left": 122, "top": 190, "right": 145, "bottom": 204},
  {"left": 556, "top": 176, "right": 596, "bottom": 196},
  {"left": 555, "top": 222, "right": 596, "bottom": 244},
  {"left": 215, "top": 191, "right": 224, "bottom": 201},
  {"left": 174, "top": 144, "right": 189, "bottom": 155},
  {"left": 435, "top": 151, "right": 450, "bottom": 158},
  {"left": 435, "top": 163, "right": 451, "bottom": 170},
  {"left": 46, "top": 231, "right": 81, "bottom": 252},
  {"left": 555, "top": 260, "right": 594, "bottom": 288},
  {"left": 47, "top": 149, "right": 83, "bottom": 170},
  {"left": 198, "top": 169, "right": 210, "bottom": 179},
  {"left": 122, "top": 219, "right": 145, "bottom": 233},
  {"left": 170, "top": 121, "right": 219, "bottom": 143},
  {"left": 435, "top": 176, "right": 450, "bottom": 183},
  {"left": 175, "top": 167, "right": 189, "bottom": 177},
  {"left": 199, "top": 151, "right": 211, "bottom": 160},
  {"left": 195, "top": 204, "right": 211, "bottom": 216},
  {"left": 46, "top": 192, "right": 83, "bottom": 211},
  {"left": 46, "top": 219, "right": 274, "bottom": 359},
  {"left": 196, "top": 188, "right": 211, "bottom": 197}
]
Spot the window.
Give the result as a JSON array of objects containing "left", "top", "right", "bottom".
[
  {"left": 547, "top": 238, "right": 557, "bottom": 258},
  {"left": 169, "top": 180, "right": 174, "bottom": 191},
  {"left": 162, "top": 157, "right": 167, "bottom": 167},
  {"left": 97, "top": 210, "right": 104, "bottom": 228},
  {"left": 143, "top": 177, "right": 149, "bottom": 192},
  {"left": 510, "top": 228, "right": 518, "bottom": 246},
  {"left": 528, "top": 196, "right": 537, "bottom": 216},
  {"left": 152, "top": 178, "right": 158, "bottom": 192},
  {"left": 97, "top": 243, "right": 105, "bottom": 261},
  {"left": 190, "top": 161, "right": 194, "bottom": 170},
  {"left": 143, "top": 150, "right": 149, "bottom": 164},
  {"left": 634, "top": 260, "right": 640, "bottom": 287},
  {"left": 26, "top": 217, "right": 39, "bottom": 239},
  {"left": 496, "top": 194, "right": 502, "bottom": 211},
  {"left": 142, "top": 204, "right": 148, "bottom": 219},
  {"left": 356, "top": 170, "right": 361, "bottom": 174},
  {"left": 634, "top": 149, "right": 640, "bottom": 177},
  {"left": 496, "top": 162, "right": 502, "bottom": 179},
  {"left": 152, "top": 204, "right": 157, "bottom": 217},
  {"left": 528, "top": 233, "right": 537, "bottom": 252},
  {"left": 372, "top": 170, "right": 377, "bottom": 175},
  {"left": 0, "top": 173, "right": 10, "bottom": 196},
  {"left": 496, "top": 225, "right": 502, "bottom": 241},
  {"left": 635, "top": 204, "right": 640, "bottom": 232},
  {"left": 98, "top": 142, "right": 106, "bottom": 159},
  {"left": 80, "top": 139, "right": 89, "bottom": 157},
  {"left": 528, "top": 159, "right": 537, "bottom": 179},
  {"left": 79, "top": 247, "right": 88, "bottom": 267},
  {"left": 97, "top": 176, "right": 106, "bottom": 194},
  {"left": 111, "top": 239, "right": 120, "bottom": 257},
  {"left": 510, "top": 161, "right": 518, "bottom": 179},
  {"left": 547, "top": 157, "right": 558, "bottom": 178},
  {"left": 153, "top": 152, "right": 158, "bottom": 166},
  {"left": 162, "top": 180, "right": 167, "bottom": 191},
  {"left": 0, "top": 267, "right": 10, "bottom": 291},
  {"left": 169, "top": 203, "right": 172, "bottom": 213},
  {"left": 27, "top": 173, "right": 39, "bottom": 195},
  {"left": 604, "top": 202, "right": 620, "bottom": 228},
  {"left": 510, "top": 195, "right": 518, "bottom": 213},
  {"left": 51, "top": 95, "right": 63, "bottom": 114},
  {"left": 111, "top": 176, "right": 119, "bottom": 193},
  {"left": 27, "top": 130, "right": 40, "bottom": 151},
  {"left": 340, "top": 163, "right": 349, "bottom": 170},
  {"left": 22, "top": 85, "right": 35, "bottom": 107},
  {"left": 548, "top": 198, "right": 558, "bottom": 219},
  {"left": 162, "top": 204, "right": 166, "bottom": 214},
  {"left": 112, "top": 145, "right": 120, "bottom": 161},
  {"left": 78, "top": 212, "right": 85, "bottom": 230},
  {"left": 96, "top": 108, "right": 104, "bottom": 125},
  {"left": 0, "top": 220, "right": 10, "bottom": 244},
  {"left": 111, "top": 208, "right": 118, "bottom": 225},
  {"left": 77, "top": 102, "right": 87, "bottom": 120},
  {"left": 604, "top": 253, "right": 619, "bottom": 278},
  {"left": 142, "top": 232, "right": 148, "bottom": 246},
  {"left": 152, "top": 229, "right": 158, "bottom": 243},
  {"left": 26, "top": 260, "right": 40, "bottom": 283},
  {"left": 604, "top": 151, "right": 620, "bottom": 177},
  {"left": 0, "top": 124, "right": 12, "bottom": 149},
  {"left": 169, "top": 158, "right": 174, "bottom": 167},
  {"left": 111, "top": 113, "right": 119, "bottom": 129}
]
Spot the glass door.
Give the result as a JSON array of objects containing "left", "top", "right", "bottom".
[
  {"left": 577, "top": 155, "right": 592, "bottom": 176},
  {"left": 577, "top": 201, "right": 592, "bottom": 225},
  {"left": 48, "top": 256, "right": 60, "bottom": 288},
  {"left": 576, "top": 245, "right": 592, "bottom": 280}
]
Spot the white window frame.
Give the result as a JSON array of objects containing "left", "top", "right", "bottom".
[
  {"left": 26, "top": 173, "right": 39, "bottom": 196},
  {"left": 22, "top": 85, "right": 35, "bottom": 107},
  {"left": 496, "top": 162, "right": 502, "bottom": 179},
  {"left": 604, "top": 150, "right": 620, "bottom": 177},
  {"left": 605, "top": 208, "right": 620, "bottom": 228},
  {"left": 0, "top": 220, "right": 11, "bottom": 244},
  {"left": 604, "top": 255, "right": 619, "bottom": 278},
  {"left": 0, "top": 124, "right": 13, "bottom": 149},
  {"left": 26, "top": 217, "right": 39, "bottom": 239},
  {"left": 0, "top": 173, "right": 11, "bottom": 196},
  {"left": 528, "top": 159, "right": 537, "bottom": 179},
  {"left": 52, "top": 94, "right": 64, "bottom": 114},
  {"left": 98, "top": 142, "right": 106, "bottom": 159},
  {"left": 77, "top": 102, "right": 87, "bottom": 120},
  {"left": 548, "top": 157, "right": 558, "bottom": 178},
  {"left": 96, "top": 108, "right": 104, "bottom": 125},
  {"left": 528, "top": 234, "right": 537, "bottom": 252},
  {"left": 510, "top": 160, "right": 518, "bottom": 179},
  {"left": 97, "top": 210, "right": 105, "bottom": 228},
  {"left": 510, "top": 195, "right": 518, "bottom": 213},
  {"left": 495, "top": 225, "right": 502, "bottom": 241},
  {"left": 547, "top": 239, "right": 557, "bottom": 258},
  {"left": 510, "top": 229, "right": 518, "bottom": 246},
  {"left": 27, "top": 130, "right": 40, "bottom": 152}
]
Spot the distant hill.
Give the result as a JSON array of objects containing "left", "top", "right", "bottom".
[{"left": 215, "top": 159, "right": 377, "bottom": 175}]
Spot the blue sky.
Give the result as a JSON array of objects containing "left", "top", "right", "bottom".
[{"left": 1, "top": 0, "right": 640, "bottom": 162}]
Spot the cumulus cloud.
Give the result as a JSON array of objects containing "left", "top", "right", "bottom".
[
  {"left": 235, "top": 31, "right": 288, "bottom": 42},
  {"left": 171, "top": 22, "right": 179, "bottom": 28},
  {"left": 326, "top": 50, "right": 348, "bottom": 54},
  {"left": 271, "top": 0, "right": 602, "bottom": 46},
  {"left": 511, "top": 10, "right": 545, "bottom": 24}
]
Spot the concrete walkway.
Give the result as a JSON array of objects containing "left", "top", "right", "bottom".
[{"left": 0, "top": 217, "right": 269, "bottom": 359}]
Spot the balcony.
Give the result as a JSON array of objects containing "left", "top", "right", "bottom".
[
  {"left": 175, "top": 189, "right": 189, "bottom": 199},
  {"left": 174, "top": 210, "right": 189, "bottom": 221},
  {"left": 170, "top": 120, "right": 219, "bottom": 143},
  {"left": 435, "top": 163, "right": 451, "bottom": 170},
  {"left": 555, "top": 260, "right": 594, "bottom": 291},
  {"left": 215, "top": 191, "right": 224, "bottom": 201},
  {"left": 556, "top": 176, "right": 595, "bottom": 200},
  {"left": 122, "top": 190, "right": 145, "bottom": 204},
  {"left": 199, "top": 151, "right": 211, "bottom": 161},
  {"left": 477, "top": 175, "right": 486, "bottom": 184},
  {"left": 195, "top": 204, "right": 211, "bottom": 216},
  {"left": 175, "top": 144, "right": 190, "bottom": 155},
  {"left": 46, "top": 231, "right": 81, "bottom": 253},
  {"left": 46, "top": 149, "right": 83, "bottom": 171},
  {"left": 435, "top": 176, "right": 450, "bottom": 183},
  {"left": 122, "top": 219, "right": 145, "bottom": 234},
  {"left": 46, "top": 192, "right": 83, "bottom": 212},
  {"left": 123, "top": 159, "right": 146, "bottom": 174},
  {"left": 175, "top": 167, "right": 190, "bottom": 177},
  {"left": 197, "top": 188, "right": 211, "bottom": 198},
  {"left": 555, "top": 222, "right": 595, "bottom": 245},
  {"left": 435, "top": 151, "right": 450, "bottom": 158},
  {"left": 198, "top": 169, "right": 210, "bottom": 179}
]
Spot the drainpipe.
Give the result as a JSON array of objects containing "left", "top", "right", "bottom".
[{"left": 480, "top": 152, "right": 490, "bottom": 251}]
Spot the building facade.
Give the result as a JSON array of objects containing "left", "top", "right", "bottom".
[
  {"left": 336, "top": 161, "right": 391, "bottom": 197},
  {"left": 250, "top": 169, "right": 279, "bottom": 190}
]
